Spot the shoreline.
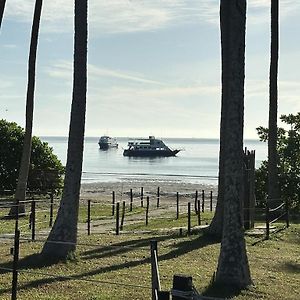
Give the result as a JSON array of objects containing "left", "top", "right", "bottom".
[{"left": 80, "top": 178, "right": 218, "bottom": 199}]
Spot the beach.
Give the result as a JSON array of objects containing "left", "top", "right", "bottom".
[{"left": 80, "top": 178, "right": 219, "bottom": 208}]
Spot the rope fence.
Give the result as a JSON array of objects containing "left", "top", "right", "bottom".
[
  {"left": 0, "top": 188, "right": 293, "bottom": 300},
  {"left": 1, "top": 223, "right": 175, "bottom": 299},
  {"left": 265, "top": 199, "right": 289, "bottom": 239},
  {"left": 1, "top": 187, "right": 292, "bottom": 242}
]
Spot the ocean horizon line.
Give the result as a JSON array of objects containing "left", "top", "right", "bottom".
[{"left": 40, "top": 136, "right": 262, "bottom": 143}]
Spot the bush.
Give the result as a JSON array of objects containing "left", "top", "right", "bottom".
[
  {"left": 0, "top": 119, "right": 64, "bottom": 194},
  {"left": 255, "top": 113, "right": 300, "bottom": 212}
]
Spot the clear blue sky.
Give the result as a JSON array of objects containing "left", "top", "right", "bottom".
[{"left": 0, "top": 0, "right": 299, "bottom": 138}]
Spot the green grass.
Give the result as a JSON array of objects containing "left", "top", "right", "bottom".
[
  {"left": 0, "top": 201, "right": 145, "bottom": 236},
  {"left": 123, "top": 210, "right": 213, "bottom": 232},
  {"left": 0, "top": 201, "right": 299, "bottom": 299},
  {"left": 0, "top": 226, "right": 299, "bottom": 299}
]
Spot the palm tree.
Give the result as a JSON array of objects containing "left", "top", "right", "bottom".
[
  {"left": 41, "top": 0, "right": 88, "bottom": 259},
  {"left": 268, "top": 0, "right": 279, "bottom": 205},
  {"left": 215, "top": 0, "right": 252, "bottom": 288},
  {"left": 9, "top": 0, "right": 43, "bottom": 217},
  {"left": 0, "top": 0, "right": 6, "bottom": 29},
  {"left": 207, "top": 119, "right": 226, "bottom": 238}
]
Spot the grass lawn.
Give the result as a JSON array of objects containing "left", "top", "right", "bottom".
[
  {"left": 0, "top": 221, "right": 299, "bottom": 299},
  {"left": 0, "top": 197, "right": 299, "bottom": 299}
]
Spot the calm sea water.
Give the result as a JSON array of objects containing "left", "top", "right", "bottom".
[{"left": 40, "top": 137, "right": 267, "bottom": 184}]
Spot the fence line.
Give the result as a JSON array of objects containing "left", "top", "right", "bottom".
[
  {"left": 269, "top": 203, "right": 284, "bottom": 212},
  {"left": 265, "top": 200, "right": 289, "bottom": 239},
  {"left": 0, "top": 235, "right": 150, "bottom": 250},
  {"left": 2, "top": 228, "right": 165, "bottom": 299},
  {"left": 0, "top": 266, "right": 151, "bottom": 290}
]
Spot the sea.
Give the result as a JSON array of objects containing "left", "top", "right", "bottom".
[{"left": 40, "top": 137, "right": 267, "bottom": 185}]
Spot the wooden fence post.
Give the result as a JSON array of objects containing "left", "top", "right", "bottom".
[
  {"left": 285, "top": 199, "right": 289, "bottom": 228},
  {"left": 197, "top": 200, "right": 201, "bottom": 226},
  {"left": 210, "top": 191, "right": 213, "bottom": 212},
  {"left": 112, "top": 191, "right": 115, "bottom": 216},
  {"left": 87, "top": 200, "right": 91, "bottom": 235},
  {"left": 116, "top": 202, "right": 120, "bottom": 235},
  {"left": 176, "top": 192, "right": 179, "bottom": 220},
  {"left": 187, "top": 202, "right": 191, "bottom": 235},
  {"left": 157, "top": 186, "right": 160, "bottom": 208},
  {"left": 244, "top": 149, "right": 256, "bottom": 229},
  {"left": 150, "top": 240, "right": 161, "bottom": 300},
  {"left": 201, "top": 190, "right": 205, "bottom": 212},
  {"left": 130, "top": 188, "right": 133, "bottom": 212},
  {"left": 11, "top": 229, "right": 20, "bottom": 300},
  {"left": 141, "top": 187, "right": 144, "bottom": 207},
  {"left": 146, "top": 196, "right": 150, "bottom": 226},
  {"left": 266, "top": 203, "right": 270, "bottom": 240},
  {"left": 194, "top": 190, "right": 198, "bottom": 213},
  {"left": 28, "top": 205, "right": 32, "bottom": 229},
  {"left": 120, "top": 201, "right": 126, "bottom": 230},
  {"left": 31, "top": 200, "right": 36, "bottom": 241}
]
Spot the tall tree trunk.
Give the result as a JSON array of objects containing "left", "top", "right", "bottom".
[
  {"left": 207, "top": 80, "right": 228, "bottom": 238},
  {"left": 41, "top": 0, "right": 88, "bottom": 259},
  {"left": 207, "top": 146, "right": 225, "bottom": 238},
  {"left": 0, "top": 0, "right": 6, "bottom": 29},
  {"left": 268, "top": 0, "right": 279, "bottom": 205},
  {"left": 215, "top": 0, "right": 252, "bottom": 288},
  {"left": 9, "top": 0, "right": 43, "bottom": 217},
  {"left": 207, "top": 0, "right": 235, "bottom": 239}
]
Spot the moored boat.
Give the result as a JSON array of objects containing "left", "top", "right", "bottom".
[
  {"left": 98, "top": 136, "right": 118, "bottom": 150},
  {"left": 123, "top": 136, "right": 180, "bottom": 157}
]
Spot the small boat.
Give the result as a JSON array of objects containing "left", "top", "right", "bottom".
[
  {"left": 98, "top": 136, "right": 118, "bottom": 150},
  {"left": 123, "top": 136, "right": 180, "bottom": 157}
]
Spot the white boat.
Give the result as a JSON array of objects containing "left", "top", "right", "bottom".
[
  {"left": 98, "top": 136, "right": 118, "bottom": 150},
  {"left": 123, "top": 136, "right": 180, "bottom": 157}
]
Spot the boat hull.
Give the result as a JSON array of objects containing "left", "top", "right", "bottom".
[
  {"left": 98, "top": 142, "right": 118, "bottom": 150},
  {"left": 123, "top": 149, "right": 180, "bottom": 157}
]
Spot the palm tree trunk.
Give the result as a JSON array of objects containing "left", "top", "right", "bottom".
[
  {"left": 41, "top": 0, "right": 88, "bottom": 259},
  {"left": 9, "top": 0, "right": 43, "bottom": 217},
  {"left": 207, "top": 80, "right": 228, "bottom": 238},
  {"left": 0, "top": 0, "right": 6, "bottom": 29},
  {"left": 207, "top": 150, "right": 225, "bottom": 238},
  {"left": 268, "top": 0, "right": 279, "bottom": 205},
  {"left": 215, "top": 0, "right": 252, "bottom": 288}
]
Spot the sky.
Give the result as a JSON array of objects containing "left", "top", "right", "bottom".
[{"left": 0, "top": 0, "right": 299, "bottom": 139}]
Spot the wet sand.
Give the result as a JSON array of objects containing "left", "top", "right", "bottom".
[{"left": 80, "top": 179, "right": 218, "bottom": 207}]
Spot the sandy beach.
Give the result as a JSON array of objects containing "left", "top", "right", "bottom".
[
  {"left": 80, "top": 178, "right": 218, "bottom": 208},
  {"left": 77, "top": 178, "right": 218, "bottom": 233},
  {"left": 81, "top": 179, "right": 218, "bottom": 195}
]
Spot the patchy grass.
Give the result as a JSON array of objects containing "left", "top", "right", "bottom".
[
  {"left": 0, "top": 201, "right": 145, "bottom": 236},
  {"left": 0, "top": 221, "right": 299, "bottom": 299},
  {"left": 1, "top": 198, "right": 299, "bottom": 299},
  {"left": 123, "top": 210, "right": 213, "bottom": 232}
]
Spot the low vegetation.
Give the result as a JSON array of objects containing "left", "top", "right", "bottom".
[
  {"left": 0, "top": 119, "right": 64, "bottom": 194},
  {"left": 256, "top": 113, "right": 300, "bottom": 212},
  {"left": 0, "top": 199, "right": 299, "bottom": 299}
]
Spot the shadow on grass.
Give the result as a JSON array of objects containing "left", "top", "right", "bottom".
[
  {"left": 280, "top": 262, "right": 300, "bottom": 274},
  {"left": 250, "top": 225, "right": 288, "bottom": 246},
  {"left": 80, "top": 229, "right": 218, "bottom": 261},
  {"left": 0, "top": 229, "right": 219, "bottom": 296},
  {"left": 202, "top": 281, "right": 247, "bottom": 299},
  {"left": 0, "top": 213, "right": 28, "bottom": 221},
  {"left": 0, "top": 252, "right": 67, "bottom": 275}
]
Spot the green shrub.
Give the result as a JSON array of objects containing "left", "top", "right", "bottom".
[
  {"left": 255, "top": 113, "right": 300, "bottom": 212},
  {"left": 0, "top": 119, "right": 64, "bottom": 194}
]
